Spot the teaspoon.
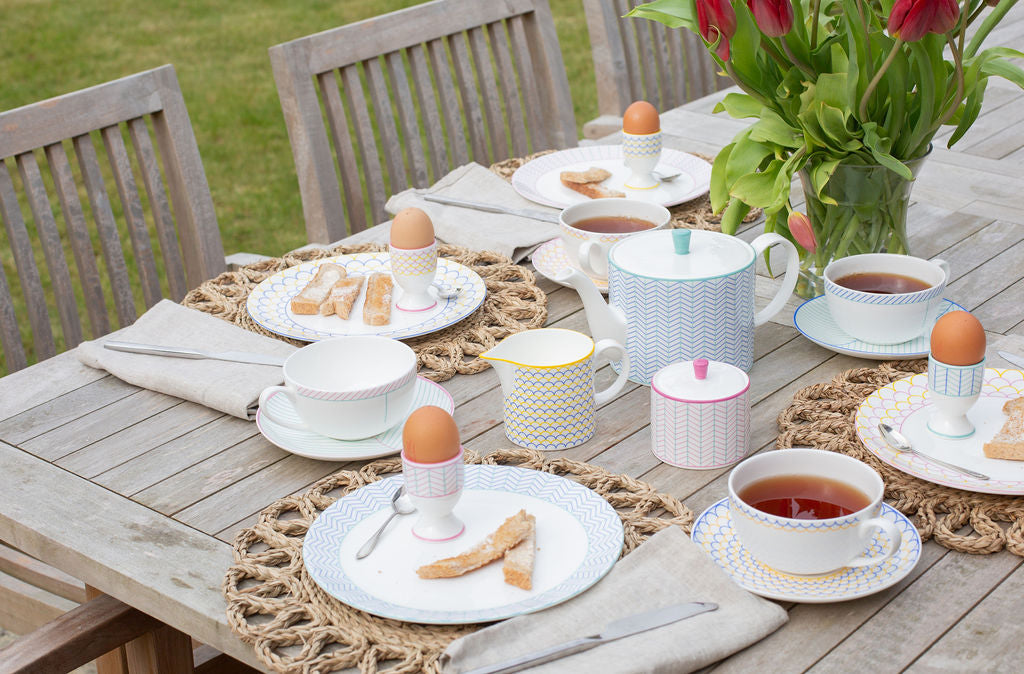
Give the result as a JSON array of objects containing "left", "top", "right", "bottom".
[
  {"left": 653, "top": 168, "right": 682, "bottom": 182},
  {"left": 356, "top": 485, "right": 416, "bottom": 559},
  {"left": 878, "top": 422, "right": 990, "bottom": 481}
]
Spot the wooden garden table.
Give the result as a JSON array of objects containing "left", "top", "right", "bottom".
[{"left": 3, "top": 78, "right": 1024, "bottom": 672}]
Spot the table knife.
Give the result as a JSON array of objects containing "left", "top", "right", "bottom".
[
  {"left": 103, "top": 341, "right": 287, "bottom": 366},
  {"left": 997, "top": 350, "right": 1024, "bottom": 370},
  {"left": 421, "top": 193, "right": 561, "bottom": 224},
  {"left": 462, "top": 601, "right": 718, "bottom": 674}
]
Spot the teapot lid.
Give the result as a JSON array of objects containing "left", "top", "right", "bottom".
[
  {"left": 609, "top": 229, "right": 754, "bottom": 280},
  {"left": 652, "top": 359, "right": 749, "bottom": 402}
]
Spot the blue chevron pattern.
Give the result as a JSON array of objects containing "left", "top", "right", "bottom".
[
  {"left": 928, "top": 356, "right": 985, "bottom": 397},
  {"left": 651, "top": 391, "right": 749, "bottom": 468},
  {"left": 302, "top": 465, "right": 624, "bottom": 623},
  {"left": 504, "top": 360, "right": 597, "bottom": 450},
  {"left": 610, "top": 266, "right": 755, "bottom": 384}
]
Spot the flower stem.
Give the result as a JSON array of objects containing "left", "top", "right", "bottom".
[
  {"left": 779, "top": 39, "right": 816, "bottom": 79},
  {"left": 858, "top": 39, "right": 903, "bottom": 122},
  {"left": 935, "top": 34, "right": 965, "bottom": 129},
  {"left": 760, "top": 37, "right": 791, "bottom": 71},
  {"left": 724, "top": 61, "right": 772, "bottom": 106},
  {"left": 810, "top": 0, "right": 821, "bottom": 49}
]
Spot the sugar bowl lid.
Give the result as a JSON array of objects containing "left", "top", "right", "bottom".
[
  {"left": 609, "top": 229, "right": 755, "bottom": 281},
  {"left": 651, "top": 358, "right": 750, "bottom": 402}
]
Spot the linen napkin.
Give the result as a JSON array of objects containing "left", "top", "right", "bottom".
[
  {"left": 384, "top": 162, "right": 561, "bottom": 261},
  {"left": 76, "top": 300, "right": 297, "bottom": 420},
  {"left": 441, "top": 527, "right": 788, "bottom": 674}
]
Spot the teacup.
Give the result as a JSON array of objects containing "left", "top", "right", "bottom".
[
  {"left": 728, "top": 448, "right": 902, "bottom": 575},
  {"left": 560, "top": 199, "right": 671, "bottom": 280},
  {"left": 823, "top": 253, "right": 950, "bottom": 344},
  {"left": 258, "top": 336, "right": 416, "bottom": 440}
]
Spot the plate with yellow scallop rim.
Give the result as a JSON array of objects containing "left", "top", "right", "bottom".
[
  {"left": 692, "top": 498, "right": 921, "bottom": 603},
  {"left": 246, "top": 253, "right": 486, "bottom": 341},
  {"left": 855, "top": 368, "right": 1024, "bottom": 495}
]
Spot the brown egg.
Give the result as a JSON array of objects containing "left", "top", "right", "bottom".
[
  {"left": 622, "top": 101, "right": 659, "bottom": 135},
  {"left": 402, "top": 406, "right": 461, "bottom": 463},
  {"left": 930, "top": 311, "right": 986, "bottom": 366},
  {"left": 390, "top": 207, "right": 435, "bottom": 249}
]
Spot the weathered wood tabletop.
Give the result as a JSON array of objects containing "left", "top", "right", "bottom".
[{"left": 3, "top": 76, "right": 1024, "bottom": 674}]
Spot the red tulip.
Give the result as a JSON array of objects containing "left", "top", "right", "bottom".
[
  {"left": 747, "top": 0, "right": 794, "bottom": 37},
  {"left": 787, "top": 211, "right": 817, "bottom": 253},
  {"left": 888, "top": 0, "right": 960, "bottom": 42},
  {"left": 696, "top": 0, "right": 738, "bottom": 60}
]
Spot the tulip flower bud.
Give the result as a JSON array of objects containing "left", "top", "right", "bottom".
[
  {"left": 787, "top": 211, "right": 817, "bottom": 253},
  {"left": 697, "top": 0, "right": 738, "bottom": 60},
  {"left": 888, "top": 0, "right": 960, "bottom": 42},
  {"left": 747, "top": 0, "right": 795, "bottom": 38}
]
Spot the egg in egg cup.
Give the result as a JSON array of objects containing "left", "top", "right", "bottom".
[
  {"left": 389, "top": 207, "right": 438, "bottom": 312},
  {"left": 622, "top": 101, "right": 661, "bottom": 190},
  {"left": 401, "top": 406, "right": 465, "bottom": 542},
  {"left": 927, "top": 311, "right": 986, "bottom": 438}
]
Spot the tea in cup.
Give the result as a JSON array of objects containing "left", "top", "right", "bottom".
[
  {"left": 823, "top": 253, "right": 950, "bottom": 344},
  {"left": 728, "top": 448, "right": 901, "bottom": 575},
  {"left": 559, "top": 199, "right": 671, "bottom": 280}
]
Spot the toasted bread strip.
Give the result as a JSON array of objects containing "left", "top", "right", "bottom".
[
  {"left": 559, "top": 167, "right": 612, "bottom": 183},
  {"left": 417, "top": 510, "right": 534, "bottom": 579},
  {"left": 290, "top": 263, "right": 346, "bottom": 315},
  {"left": 561, "top": 180, "right": 626, "bottom": 199},
  {"left": 983, "top": 397, "right": 1024, "bottom": 460},
  {"left": 328, "top": 276, "right": 365, "bottom": 320},
  {"left": 559, "top": 167, "right": 625, "bottom": 199},
  {"left": 363, "top": 273, "right": 392, "bottom": 326},
  {"left": 502, "top": 520, "right": 535, "bottom": 590}
]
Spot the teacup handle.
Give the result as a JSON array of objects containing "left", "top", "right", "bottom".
[
  {"left": 933, "top": 258, "right": 950, "bottom": 283},
  {"left": 593, "top": 339, "right": 630, "bottom": 405},
  {"left": 578, "top": 240, "right": 608, "bottom": 278},
  {"left": 751, "top": 233, "right": 799, "bottom": 326},
  {"left": 257, "top": 386, "right": 311, "bottom": 432},
  {"left": 844, "top": 516, "right": 902, "bottom": 568}
]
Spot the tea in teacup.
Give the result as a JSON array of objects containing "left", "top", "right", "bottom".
[
  {"left": 571, "top": 216, "right": 657, "bottom": 234},
  {"left": 833, "top": 272, "right": 932, "bottom": 295},
  {"left": 737, "top": 474, "right": 871, "bottom": 520}
]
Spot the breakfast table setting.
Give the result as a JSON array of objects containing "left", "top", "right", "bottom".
[{"left": 4, "top": 4, "right": 1024, "bottom": 673}]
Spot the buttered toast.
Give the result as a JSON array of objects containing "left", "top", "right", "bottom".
[
  {"left": 983, "top": 397, "right": 1024, "bottom": 460},
  {"left": 290, "top": 263, "right": 347, "bottom": 315},
  {"left": 417, "top": 510, "right": 534, "bottom": 579}
]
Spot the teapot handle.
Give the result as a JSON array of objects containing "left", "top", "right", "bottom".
[
  {"left": 592, "top": 339, "right": 630, "bottom": 405},
  {"left": 751, "top": 233, "right": 799, "bottom": 326}
]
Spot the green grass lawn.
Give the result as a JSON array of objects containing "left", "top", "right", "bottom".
[{"left": 0, "top": 0, "right": 599, "bottom": 258}]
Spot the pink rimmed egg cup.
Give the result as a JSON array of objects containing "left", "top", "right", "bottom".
[
  {"left": 401, "top": 446, "right": 466, "bottom": 542},
  {"left": 389, "top": 241, "right": 438, "bottom": 312}
]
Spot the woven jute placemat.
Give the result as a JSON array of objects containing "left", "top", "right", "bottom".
[
  {"left": 182, "top": 242, "right": 546, "bottom": 382},
  {"left": 223, "top": 448, "right": 692, "bottom": 673},
  {"left": 777, "top": 359, "right": 1024, "bottom": 557}
]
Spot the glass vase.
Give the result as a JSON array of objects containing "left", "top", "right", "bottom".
[{"left": 795, "top": 150, "right": 930, "bottom": 299}]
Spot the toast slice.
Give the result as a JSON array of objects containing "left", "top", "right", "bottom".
[
  {"left": 559, "top": 167, "right": 625, "bottom": 199},
  {"left": 289, "top": 263, "right": 346, "bottom": 315},
  {"left": 983, "top": 397, "right": 1024, "bottom": 460},
  {"left": 417, "top": 510, "right": 534, "bottom": 579},
  {"left": 328, "top": 276, "right": 365, "bottom": 320},
  {"left": 363, "top": 273, "right": 392, "bottom": 326},
  {"left": 502, "top": 521, "right": 536, "bottom": 590}
]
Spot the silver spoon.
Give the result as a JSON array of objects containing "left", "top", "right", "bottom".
[
  {"left": 432, "top": 282, "right": 460, "bottom": 299},
  {"left": 356, "top": 485, "right": 415, "bottom": 559},
  {"left": 878, "top": 422, "right": 990, "bottom": 481},
  {"left": 653, "top": 168, "right": 682, "bottom": 182}
]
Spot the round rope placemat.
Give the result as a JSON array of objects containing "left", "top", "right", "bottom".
[
  {"left": 182, "top": 242, "right": 546, "bottom": 382},
  {"left": 223, "top": 448, "right": 692, "bottom": 674},
  {"left": 776, "top": 360, "right": 1024, "bottom": 557},
  {"left": 489, "top": 151, "right": 762, "bottom": 231}
]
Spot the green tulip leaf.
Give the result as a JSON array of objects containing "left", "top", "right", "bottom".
[
  {"left": 727, "top": 134, "right": 774, "bottom": 185},
  {"left": 730, "top": 159, "right": 784, "bottom": 207},
  {"left": 713, "top": 93, "right": 763, "bottom": 119},
  {"left": 980, "top": 58, "right": 1024, "bottom": 90},
  {"left": 710, "top": 143, "right": 734, "bottom": 214},
  {"left": 749, "top": 110, "right": 802, "bottom": 148},
  {"left": 948, "top": 78, "right": 988, "bottom": 146},
  {"left": 720, "top": 199, "right": 751, "bottom": 236},
  {"left": 623, "top": 0, "right": 695, "bottom": 30}
]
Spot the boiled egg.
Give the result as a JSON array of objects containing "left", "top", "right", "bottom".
[
  {"left": 390, "top": 207, "right": 435, "bottom": 249},
  {"left": 623, "top": 101, "right": 659, "bottom": 135},
  {"left": 930, "top": 311, "right": 986, "bottom": 366},
  {"left": 402, "top": 406, "right": 461, "bottom": 463}
]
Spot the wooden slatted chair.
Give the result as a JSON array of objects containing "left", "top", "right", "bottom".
[
  {"left": 269, "top": 0, "right": 577, "bottom": 243},
  {"left": 581, "top": 0, "right": 732, "bottom": 138},
  {"left": 0, "top": 64, "right": 227, "bottom": 375}
]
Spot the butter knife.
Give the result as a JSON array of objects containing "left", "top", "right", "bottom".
[
  {"left": 997, "top": 350, "right": 1024, "bottom": 370},
  {"left": 103, "top": 341, "right": 287, "bottom": 367},
  {"left": 462, "top": 601, "right": 718, "bottom": 674},
  {"left": 421, "top": 193, "right": 561, "bottom": 224}
]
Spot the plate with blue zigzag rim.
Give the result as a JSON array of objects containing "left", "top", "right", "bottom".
[
  {"left": 793, "top": 296, "right": 964, "bottom": 359},
  {"left": 303, "top": 465, "right": 624, "bottom": 624},
  {"left": 692, "top": 498, "right": 921, "bottom": 603}
]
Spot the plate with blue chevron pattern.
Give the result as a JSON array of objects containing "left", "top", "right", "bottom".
[
  {"left": 793, "top": 296, "right": 964, "bottom": 359},
  {"left": 692, "top": 498, "right": 921, "bottom": 603},
  {"left": 303, "top": 465, "right": 624, "bottom": 624}
]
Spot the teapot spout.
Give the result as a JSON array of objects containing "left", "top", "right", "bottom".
[{"left": 552, "top": 268, "right": 627, "bottom": 347}]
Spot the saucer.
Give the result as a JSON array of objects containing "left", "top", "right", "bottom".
[
  {"left": 793, "top": 296, "right": 964, "bottom": 359},
  {"left": 692, "top": 498, "right": 921, "bottom": 603},
  {"left": 255, "top": 376, "right": 454, "bottom": 461},
  {"left": 532, "top": 238, "right": 608, "bottom": 294}
]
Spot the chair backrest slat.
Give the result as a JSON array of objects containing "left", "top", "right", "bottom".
[
  {"left": 317, "top": 71, "right": 367, "bottom": 233},
  {"left": 16, "top": 151, "right": 84, "bottom": 349},
  {"left": 271, "top": 0, "right": 576, "bottom": 242},
  {"left": 0, "top": 259, "right": 27, "bottom": 372}
]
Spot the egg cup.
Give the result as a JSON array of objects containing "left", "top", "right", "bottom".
[
  {"left": 622, "top": 130, "right": 662, "bottom": 190},
  {"left": 927, "top": 355, "right": 986, "bottom": 438},
  {"left": 401, "top": 446, "right": 465, "bottom": 541},
  {"left": 389, "top": 241, "right": 438, "bottom": 312}
]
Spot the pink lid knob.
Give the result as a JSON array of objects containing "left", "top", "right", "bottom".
[{"left": 693, "top": 359, "right": 709, "bottom": 380}]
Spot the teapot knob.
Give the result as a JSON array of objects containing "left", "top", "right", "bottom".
[
  {"left": 673, "top": 229, "right": 691, "bottom": 255},
  {"left": 693, "top": 358, "right": 709, "bottom": 380}
]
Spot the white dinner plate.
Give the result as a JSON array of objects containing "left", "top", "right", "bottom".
[
  {"left": 246, "top": 253, "right": 486, "bottom": 342},
  {"left": 531, "top": 238, "right": 608, "bottom": 294},
  {"left": 512, "top": 145, "right": 711, "bottom": 209},
  {"left": 692, "top": 498, "right": 921, "bottom": 603},
  {"left": 855, "top": 368, "right": 1024, "bottom": 495},
  {"left": 302, "top": 465, "right": 624, "bottom": 624},
  {"left": 256, "top": 376, "right": 454, "bottom": 461},
  {"left": 793, "top": 296, "right": 964, "bottom": 360}
]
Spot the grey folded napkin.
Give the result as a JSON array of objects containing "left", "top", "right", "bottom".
[
  {"left": 384, "top": 162, "right": 561, "bottom": 261},
  {"left": 442, "top": 526, "right": 787, "bottom": 674},
  {"left": 76, "top": 300, "right": 297, "bottom": 420}
]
